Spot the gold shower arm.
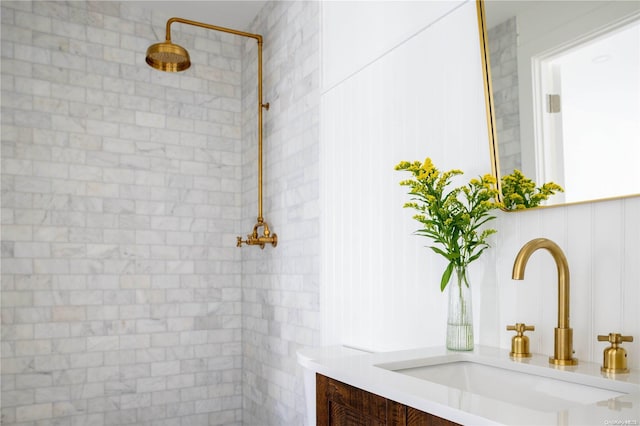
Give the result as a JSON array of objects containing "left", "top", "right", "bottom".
[
  {"left": 165, "top": 17, "right": 262, "bottom": 43},
  {"left": 163, "top": 17, "right": 276, "bottom": 249}
]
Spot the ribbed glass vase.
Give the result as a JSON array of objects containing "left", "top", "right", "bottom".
[{"left": 446, "top": 266, "right": 474, "bottom": 351}]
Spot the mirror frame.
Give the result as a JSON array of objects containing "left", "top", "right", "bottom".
[
  {"left": 476, "top": 0, "right": 640, "bottom": 210},
  {"left": 476, "top": 0, "right": 502, "bottom": 204}
]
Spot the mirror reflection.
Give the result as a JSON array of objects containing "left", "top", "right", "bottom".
[{"left": 481, "top": 0, "right": 640, "bottom": 207}]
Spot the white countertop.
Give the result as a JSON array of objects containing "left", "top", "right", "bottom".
[{"left": 298, "top": 345, "right": 640, "bottom": 425}]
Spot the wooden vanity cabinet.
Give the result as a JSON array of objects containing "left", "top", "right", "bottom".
[{"left": 316, "top": 374, "right": 459, "bottom": 426}]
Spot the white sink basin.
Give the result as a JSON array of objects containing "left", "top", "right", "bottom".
[{"left": 376, "top": 353, "right": 640, "bottom": 413}]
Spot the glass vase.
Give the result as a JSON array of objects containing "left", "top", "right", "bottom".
[{"left": 446, "top": 266, "right": 474, "bottom": 351}]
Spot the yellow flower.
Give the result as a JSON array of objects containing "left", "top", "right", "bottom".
[
  {"left": 396, "top": 156, "right": 500, "bottom": 291},
  {"left": 501, "top": 169, "right": 564, "bottom": 210}
]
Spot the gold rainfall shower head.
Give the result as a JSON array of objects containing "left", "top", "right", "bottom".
[{"left": 145, "top": 41, "right": 191, "bottom": 72}]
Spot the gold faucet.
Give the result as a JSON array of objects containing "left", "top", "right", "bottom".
[{"left": 512, "top": 238, "right": 577, "bottom": 366}]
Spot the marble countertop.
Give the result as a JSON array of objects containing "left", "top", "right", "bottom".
[{"left": 298, "top": 345, "right": 640, "bottom": 425}]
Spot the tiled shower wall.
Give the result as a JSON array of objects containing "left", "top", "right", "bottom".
[
  {"left": 240, "top": 1, "right": 321, "bottom": 425},
  {"left": 1, "top": 2, "right": 244, "bottom": 425}
]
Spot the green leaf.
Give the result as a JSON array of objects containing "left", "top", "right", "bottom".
[
  {"left": 467, "top": 249, "right": 487, "bottom": 263},
  {"left": 430, "top": 246, "right": 453, "bottom": 260},
  {"left": 440, "top": 262, "right": 454, "bottom": 292}
]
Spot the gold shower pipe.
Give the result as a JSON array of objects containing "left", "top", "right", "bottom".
[
  {"left": 164, "top": 17, "right": 260, "bottom": 44},
  {"left": 155, "top": 17, "right": 277, "bottom": 249}
]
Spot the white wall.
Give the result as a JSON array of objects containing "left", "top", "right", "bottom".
[
  {"left": 321, "top": 0, "right": 489, "bottom": 352},
  {"left": 320, "top": 0, "right": 639, "bottom": 368}
]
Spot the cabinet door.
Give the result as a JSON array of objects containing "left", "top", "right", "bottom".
[
  {"left": 316, "top": 374, "right": 406, "bottom": 425},
  {"left": 407, "top": 407, "right": 459, "bottom": 426},
  {"left": 317, "top": 374, "right": 460, "bottom": 426}
]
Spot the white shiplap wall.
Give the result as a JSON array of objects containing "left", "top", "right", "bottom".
[
  {"left": 321, "top": 1, "right": 489, "bottom": 352},
  {"left": 495, "top": 200, "right": 640, "bottom": 368},
  {"left": 320, "top": 0, "right": 639, "bottom": 368}
]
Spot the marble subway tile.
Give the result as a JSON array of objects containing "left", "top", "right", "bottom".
[
  {"left": 1, "top": 0, "right": 257, "bottom": 424},
  {"left": 15, "top": 402, "right": 52, "bottom": 422}
]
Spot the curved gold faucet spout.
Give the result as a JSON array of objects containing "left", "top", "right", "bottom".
[
  {"left": 512, "top": 238, "right": 570, "bottom": 329},
  {"left": 512, "top": 238, "right": 577, "bottom": 366}
]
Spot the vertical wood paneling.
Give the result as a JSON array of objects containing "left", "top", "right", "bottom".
[
  {"left": 494, "top": 214, "right": 520, "bottom": 350},
  {"left": 592, "top": 202, "right": 624, "bottom": 349},
  {"left": 565, "top": 203, "right": 595, "bottom": 362},
  {"left": 622, "top": 198, "right": 640, "bottom": 368},
  {"left": 320, "top": 2, "right": 490, "bottom": 351}
]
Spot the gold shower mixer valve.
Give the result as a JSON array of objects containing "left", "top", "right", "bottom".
[{"left": 237, "top": 219, "right": 277, "bottom": 249}]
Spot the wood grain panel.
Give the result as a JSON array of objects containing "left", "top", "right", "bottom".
[
  {"left": 317, "top": 374, "right": 458, "bottom": 426},
  {"left": 407, "top": 407, "right": 459, "bottom": 426}
]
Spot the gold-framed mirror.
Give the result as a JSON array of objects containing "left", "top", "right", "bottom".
[{"left": 477, "top": 0, "right": 640, "bottom": 209}]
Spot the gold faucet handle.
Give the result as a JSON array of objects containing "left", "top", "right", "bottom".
[
  {"left": 507, "top": 323, "right": 534, "bottom": 358},
  {"left": 597, "top": 333, "right": 633, "bottom": 345},
  {"left": 597, "top": 333, "right": 633, "bottom": 374},
  {"left": 507, "top": 323, "right": 535, "bottom": 334}
]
